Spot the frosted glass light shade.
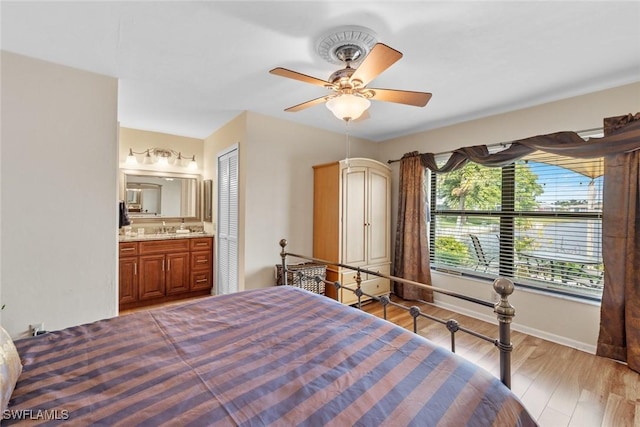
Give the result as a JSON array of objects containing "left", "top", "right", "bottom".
[
  {"left": 326, "top": 94, "right": 371, "bottom": 121},
  {"left": 188, "top": 155, "right": 198, "bottom": 170},
  {"left": 125, "top": 148, "right": 137, "bottom": 165}
]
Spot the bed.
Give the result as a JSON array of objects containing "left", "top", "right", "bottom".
[{"left": 4, "top": 284, "right": 536, "bottom": 426}]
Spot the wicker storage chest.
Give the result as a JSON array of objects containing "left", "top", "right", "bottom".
[{"left": 275, "top": 262, "right": 327, "bottom": 295}]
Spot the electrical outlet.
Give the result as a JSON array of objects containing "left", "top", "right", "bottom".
[{"left": 30, "top": 322, "right": 45, "bottom": 336}]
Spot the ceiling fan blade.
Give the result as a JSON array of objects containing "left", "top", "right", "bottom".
[
  {"left": 284, "top": 96, "right": 329, "bottom": 112},
  {"left": 369, "top": 88, "right": 432, "bottom": 107},
  {"left": 269, "top": 67, "right": 329, "bottom": 87},
  {"left": 350, "top": 43, "right": 403, "bottom": 86}
]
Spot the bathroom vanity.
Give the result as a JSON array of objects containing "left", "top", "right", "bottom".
[{"left": 118, "top": 234, "right": 214, "bottom": 310}]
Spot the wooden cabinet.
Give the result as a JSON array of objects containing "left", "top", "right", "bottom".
[
  {"left": 118, "top": 236, "right": 214, "bottom": 310},
  {"left": 313, "top": 158, "right": 391, "bottom": 304}
]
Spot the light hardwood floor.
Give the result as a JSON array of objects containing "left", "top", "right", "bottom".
[{"left": 360, "top": 296, "right": 639, "bottom": 427}]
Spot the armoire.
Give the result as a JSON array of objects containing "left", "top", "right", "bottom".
[{"left": 312, "top": 158, "right": 391, "bottom": 304}]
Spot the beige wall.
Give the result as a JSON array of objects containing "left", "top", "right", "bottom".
[
  {"left": 1, "top": 51, "right": 119, "bottom": 338},
  {"left": 376, "top": 81, "right": 640, "bottom": 352},
  {"left": 231, "top": 112, "right": 378, "bottom": 290}
]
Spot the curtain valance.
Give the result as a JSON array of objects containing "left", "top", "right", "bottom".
[{"left": 413, "top": 113, "right": 640, "bottom": 173}]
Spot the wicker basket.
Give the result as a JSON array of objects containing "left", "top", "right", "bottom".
[{"left": 275, "top": 262, "right": 326, "bottom": 295}]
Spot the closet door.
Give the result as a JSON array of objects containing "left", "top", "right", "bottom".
[{"left": 217, "top": 146, "right": 239, "bottom": 295}]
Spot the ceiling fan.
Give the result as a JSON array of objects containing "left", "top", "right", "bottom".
[{"left": 269, "top": 42, "right": 432, "bottom": 121}]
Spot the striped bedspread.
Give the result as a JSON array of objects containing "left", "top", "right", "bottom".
[{"left": 8, "top": 286, "right": 536, "bottom": 426}]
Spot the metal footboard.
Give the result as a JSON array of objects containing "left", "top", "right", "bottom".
[{"left": 279, "top": 238, "right": 515, "bottom": 389}]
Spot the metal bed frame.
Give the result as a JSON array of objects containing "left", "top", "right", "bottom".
[{"left": 279, "top": 238, "right": 516, "bottom": 389}]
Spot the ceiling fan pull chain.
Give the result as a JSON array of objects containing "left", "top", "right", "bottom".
[{"left": 345, "top": 119, "right": 351, "bottom": 172}]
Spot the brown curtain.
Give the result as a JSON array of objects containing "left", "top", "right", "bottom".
[
  {"left": 597, "top": 114, "right": 640, "bottom": 373},
  {"left": 393, "top": 152, "right": 433, "bottom": 302}
]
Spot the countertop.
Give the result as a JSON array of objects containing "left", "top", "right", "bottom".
[{"left": 118, "top": 232, "right": 214, "bottom": 243}]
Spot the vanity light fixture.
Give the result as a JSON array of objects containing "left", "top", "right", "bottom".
[{"left": 125, "top": 147, "right": 198, "bottom": 170}]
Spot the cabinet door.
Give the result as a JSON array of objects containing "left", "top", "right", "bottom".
[
  {"left": 118, "top": 257, "right": 138, "bottom": 304},
  {"left": 367, "top": 167, "right": 390, "bottom": 265},
  {"left": 139, "top": 254, "right": 166, "bottom": 300},
  {"left": 166, "top": 252, "right": 190, "bottom": 295},
  {"left": 342, "top": 166, "right": 367, "bottom": 266}
]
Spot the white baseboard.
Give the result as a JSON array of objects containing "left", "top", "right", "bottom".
[{"left": 432, "top": 300, "right": 597, "bottom": 355}]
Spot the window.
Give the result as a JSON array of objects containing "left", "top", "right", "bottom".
[{"left": 429, "top": 147, "right": 604, "bottom": 300}]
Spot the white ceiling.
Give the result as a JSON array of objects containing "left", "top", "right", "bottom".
[{"left": 2, "top": 1, "right": 639, "bottom": 142}]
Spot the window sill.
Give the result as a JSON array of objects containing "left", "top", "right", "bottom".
[{"left": 431, "top": 268, "right": 602, "bottom": 307}]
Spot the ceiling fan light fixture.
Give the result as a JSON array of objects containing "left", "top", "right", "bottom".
[{"left": 326, "top": 94, "right": 371, "bottom": 121}]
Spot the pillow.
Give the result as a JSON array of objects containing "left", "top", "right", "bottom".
[{"left": 0, "top": 326, "right": 22, "bottom": 411}]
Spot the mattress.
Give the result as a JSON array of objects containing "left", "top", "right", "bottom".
[{"left": 7, "top": 286, "right": 536, "bottom": 426}]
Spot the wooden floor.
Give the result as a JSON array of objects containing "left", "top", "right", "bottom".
[
  {"left": 121, "top": 294, "right": 639, "bottom": 426},
  {"left": 360, "top": 296, "right": 639, "bottom": 427}
]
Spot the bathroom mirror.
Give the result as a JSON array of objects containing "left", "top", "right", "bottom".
[{"left": 121, "top": 171, "right": 200, "bottom": 220}]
